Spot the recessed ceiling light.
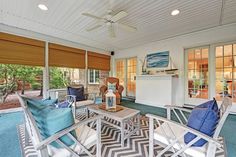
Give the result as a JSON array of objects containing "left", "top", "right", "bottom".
[
  {"left": 38, "top": 4, "right": 48, "bottom": 11},
  {"left": 171, "top": 9, "right": 180, "bottom": 16}
]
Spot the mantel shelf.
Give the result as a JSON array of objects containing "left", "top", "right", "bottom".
[{"left": 137, "top": 74, "right": 178, "bottom": 78}]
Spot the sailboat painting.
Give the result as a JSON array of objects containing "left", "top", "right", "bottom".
[{"left": 146, "top": 51, "right": 169, "bottom": 68}]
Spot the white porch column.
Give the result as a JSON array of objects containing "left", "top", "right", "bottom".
[
  {"left": 43, "top": 42, "right": 49, "bottom": 99},
  {"left": 85, "top": 50, "right": 88, "bottom": 89}
]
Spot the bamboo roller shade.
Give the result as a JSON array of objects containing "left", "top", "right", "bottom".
[
  {"left": 87, "top": 51, "right": 111, "bottom": 71},
  {"left": 0, "top": 32, "right": 45, "bottom": 66},
  {"left": 49, "top": 43, "right": 86, "bottom": 69}
]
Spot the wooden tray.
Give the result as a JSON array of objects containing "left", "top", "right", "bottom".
[{"left": 98, "top": 104, "right": 123, "bottom": 112}]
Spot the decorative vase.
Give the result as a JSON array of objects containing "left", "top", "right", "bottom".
[{"left": 105, "top": 89, "right": 116, "bottom": 111}]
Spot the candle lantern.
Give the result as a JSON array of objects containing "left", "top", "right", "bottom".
[{"left": 105, "top": 89, "right": 116, "bottom": 111}]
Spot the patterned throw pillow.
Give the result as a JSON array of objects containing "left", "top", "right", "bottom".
[{"left": 108, "top": 82, "right": 117, "bottom": 92}]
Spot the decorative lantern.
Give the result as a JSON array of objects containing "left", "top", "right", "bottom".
[{"left": 105, "top": 89, "right": 116, "bottom": 111}]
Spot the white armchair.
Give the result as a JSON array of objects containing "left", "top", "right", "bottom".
[
  {"left": 147, "top": 97, "right": 232, "bottom": 157},
  {"left": 17, "top": 93, "right": 102, "bottom": 157}
]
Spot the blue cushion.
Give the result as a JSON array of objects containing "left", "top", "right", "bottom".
[
  {"left": 55, "top": 101, "right": 71, "bottom": 108},
  {"left": 27, "top": 98, "right": 58, "bottom": 106},
  {"left": 184, "top": 99, "right": 219, "bottom": 146},
  {"left": 26, "top": 99, "right": 76, "bottom": 148},
  {"left": 67, "top": 86, "right": 85, "bottom": 101},
  {"left": 108, "top": 82, "right": 116, "bottom": 92}
]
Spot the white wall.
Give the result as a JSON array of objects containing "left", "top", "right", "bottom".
[{"left": 114, "top": 23, "right": 236, "bottom": 106}]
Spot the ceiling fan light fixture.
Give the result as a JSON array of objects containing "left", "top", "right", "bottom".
[
  {"left": 38, "top": 4, "right": 48, "bottom": 11},
  {"left": 171, "top": 9, "right": 180, "bottom": 16}
]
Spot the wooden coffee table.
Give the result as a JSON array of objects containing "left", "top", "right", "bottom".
[{"left": 87, "top": 103, "right": 140, "bottom": 147}]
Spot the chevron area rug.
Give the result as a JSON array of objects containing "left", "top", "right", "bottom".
[{"left": 17, "top": 113, "right": 225, "bottom": 157}]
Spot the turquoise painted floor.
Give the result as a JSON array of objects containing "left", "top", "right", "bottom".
[
  {"left": 0, "top": 112, "right": 24, "bottom": 157},
  {"left": 0, "top": 100, "right": 236, "bottom": 157}
]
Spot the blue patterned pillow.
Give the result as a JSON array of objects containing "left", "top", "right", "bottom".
[
  {"left": 55, "top": 101, "right": 71, "bottom": 108},
  {"left": 184, "top": 99, "right": 219, "bottom": 146}
]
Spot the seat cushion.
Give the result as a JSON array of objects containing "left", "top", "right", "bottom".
[
  {"left": 184, "top": 99, "right": 219, "bottom": 146},
  {"left": 154, "top": 122, "right": 207, "bottom": 157},
  {"left": 67, "top": 86, "right": 85, "bottom": 101},
  {"left": 26, "top": 99, "right": 76, "bottom": 148},
  {"left": 47, "top": 124, "right": 97, "bottom": 157}
]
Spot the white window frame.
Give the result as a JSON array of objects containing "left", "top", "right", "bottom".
[
  {"left": 184, "top": 41, "right": 236, "bottom": 108},
  {"left": 184, "top": 45, "right": 211, "bottom": 105},
  {"left": 88, "top": 69, "right": 100, "bottom": 84}
]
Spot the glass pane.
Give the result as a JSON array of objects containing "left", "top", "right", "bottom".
[
  {"left": 216, "top": 46, "right": 223, "bottom": 57},
  {"left": 188, "top": 70, "right": 195, "bottom": 79},
  {"left": 224, "top": 68, "right": 233, "bottom": 80},
  {"left": 202, "top": 48, "right": 209, "bottom": 59},
  {"left": 215, "top": 80, "right": 223, "bottom": 95},
  {"left": 216, "top": 69, "right": 223, "bottom": 80},
  {"left": 233, "top": 68, "right": 236, "bottom": 80},
  {"left": 188, "top": 50, "right": 194, "bottom": 60},
  {"left": 199, "top": 89, "right": 208, "bottom": 99},
  {"left": 216, "top": 57, "right": 223, "bottom": 68},
  {"left": 233, "top": 56, "right": 236, "bottom": 67},
  {"left": 188, "top": 61, "right": 195, "bottom": 69},
  {"left": 195, "top": 49, "right": 201, "bottom": 59},
  {"left": 232, "top": 81, "right": 236, "bottom": 102},
  {"left": 224, "top": 45, "right": 232, "bottom": 56},
  {"left": 234, "top": 44, "right": 236, "bottom": 55},
  {"left": 224, "top": 56, "right": 233, "bottom": 67}
]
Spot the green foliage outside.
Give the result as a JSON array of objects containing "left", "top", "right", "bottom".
[
  {"left": 0, "top": 64, "right": 69, "bottom": 103},
  {"left": 49, "top": 67, "right": 69, "bottom": 89}
]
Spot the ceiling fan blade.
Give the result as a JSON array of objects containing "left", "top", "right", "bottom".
[
  {"left": 82, "top": 13, "right": 103, "bottom": 20},
  {"left": 119, "top": 23, "right": 137, "bottom": 32},
  {"left": 108, "top": 24, "right": 116, "bottom": 38},
  {"left": 110, "top": 11, "right": 128, "bottom": 22},
  {"left": 86, "top": 24, "right": 103, "bottom": 32}
]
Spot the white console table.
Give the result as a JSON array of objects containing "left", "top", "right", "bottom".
[{"left": 135, "top": 74, "right": 178, "bottom": 108}]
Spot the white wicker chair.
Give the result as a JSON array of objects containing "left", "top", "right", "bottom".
[
  {"left": 147, "top": 97, "right": 232, "bottom": 157},
  {"left": 16, "top": 93, "right": 101, "bottom": 157}
]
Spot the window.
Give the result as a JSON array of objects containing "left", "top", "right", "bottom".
[
  {"left": 186, "top": 47, "right": 209, "bottom": 99},
  {"left": 88, "top": 69, "right": 100, "bottom": 84},
  {"left": 215, "top": 43, "right": 236, "bottom": 102},
  {"left": 116, "top": 60, "right": 125, "bottom": 87}
]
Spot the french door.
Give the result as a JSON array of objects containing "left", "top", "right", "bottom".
[
  {"left": 185, "top": 46, "right": 210, "bottom": 105},
  {"left": 115, "top": 57, "right": 137, "bottom": 98}
]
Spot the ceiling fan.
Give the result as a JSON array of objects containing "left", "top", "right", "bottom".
[{"left": 82, "top": 10, "right": 137, "bottom": 38}]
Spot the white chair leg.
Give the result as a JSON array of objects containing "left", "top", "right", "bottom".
[{"left": 149, "top": 117, "right": 154, "bottom": 157}]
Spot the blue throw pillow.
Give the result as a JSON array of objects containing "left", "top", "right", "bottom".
[
  {"left": 184, "top": 99, "right": 219, "bottom": 146},
  {"left": 67, "top": 86, "right": 85, "bottom": 101},
  {"left": 26, "top": 99, "right": 76, "bottom": 148},
  {"left": 55, "top": 101, "right": 71, "bottom": 108},
  {"left": 108, "top": 82, "right": 116, "bottom": 92},
  {"left": 27, "top": 98, "right": 58, "bottom": 106}
]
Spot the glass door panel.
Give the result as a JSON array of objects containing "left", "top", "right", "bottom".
[
  {"left": 215, "top": 43, "right": 236, "bottom": 102},
  {"left": 127, "top": 57, "right": 137, "bottom": 97},
  {"left": 115, "top": 60, "right": 125, "bottom": 87},
  {"left": 186, "top": 47, "right": 209, "bottom": 100}
]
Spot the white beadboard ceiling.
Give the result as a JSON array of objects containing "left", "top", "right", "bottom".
[{"left": 0, "top": 0, "right": 236, "bottom": 51}]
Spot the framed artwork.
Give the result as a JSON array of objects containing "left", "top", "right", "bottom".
[{"left": 146, "top": 51, "right": 169, "bottom": 68}]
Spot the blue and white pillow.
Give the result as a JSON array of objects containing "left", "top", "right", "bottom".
[{"left": 108, "top": 82, "right": 116, "bottom": 92}]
